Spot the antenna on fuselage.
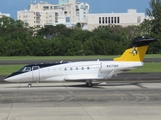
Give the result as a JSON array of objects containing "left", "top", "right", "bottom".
[{"left": 60, "top": 60, "right": 63, "bottom": 63}]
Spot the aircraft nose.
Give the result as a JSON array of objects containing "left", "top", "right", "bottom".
[
  {"left": 4, "top": 77, "right": 12, "bottom": 82},
  {"left": 4, "top": 75, "right": 19, "bottom": 82},
  {"left": 4, "top": 78, "right": 7, "bottom": 81},
  {"left": 4, "top": 72, "right": 21, "bottom": 82}
]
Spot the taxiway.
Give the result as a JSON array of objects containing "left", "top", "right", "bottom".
[{"left": 0, "top": 82, "right": 161, "bottom": 120}]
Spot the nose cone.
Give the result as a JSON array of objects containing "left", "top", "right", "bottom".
[
  {"left": 4, "top": 76, "right": 16, "bottom": 82},
  {"left": 4, "top": 77, "right": 8, "bottom": 82},
  {"left": 4, "top": 77, "right": 13, "bottom": 82},
  {"left": 4, "top": 72, "right": 21, "bottom": 82}
]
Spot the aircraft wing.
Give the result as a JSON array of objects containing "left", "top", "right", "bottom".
[
  {"left": 64, "top": 74, "right": 99, "bottom": 81},
  {"left": 64, "top": 70, "right": 115, "bottom": 81}
]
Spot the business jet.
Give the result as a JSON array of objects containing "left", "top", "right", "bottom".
[{"left": 4, "top": 36, "right": 158, "bottom": 87}]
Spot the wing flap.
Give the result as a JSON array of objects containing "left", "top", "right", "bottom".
[{"left": 103, "top": 70, "right": 115, "bottom": 79}]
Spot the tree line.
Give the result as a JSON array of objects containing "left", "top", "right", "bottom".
[{"left": 0, "top": 0, "right": 161, "bottom": 56}]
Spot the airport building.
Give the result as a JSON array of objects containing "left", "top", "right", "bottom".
[
  {"left": 0, "top": 12, "right": 10, "bottom": 18},
  {"left": 87, "top": 9, "right": 145, "bottom": 31},
  {"left": 17, "top": 0, "right": 89, "bottom": 29}
]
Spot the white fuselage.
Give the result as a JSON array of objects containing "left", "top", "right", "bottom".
[{"left": 4, "top": 61, "right": 143, "bottom": 83}]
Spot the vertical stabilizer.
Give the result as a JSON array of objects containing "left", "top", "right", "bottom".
[{"left": 114, "top": 37, "right": 158, "bottom": 62}]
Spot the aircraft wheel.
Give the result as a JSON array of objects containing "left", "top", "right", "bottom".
[
  {"left": 86, "top": 82, "right": 93, "bottom": 87},
  {"left": 28, "top": 83, "right": 32, "bottom": 88}
]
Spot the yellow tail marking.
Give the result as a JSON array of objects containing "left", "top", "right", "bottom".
[{"left": 114, "top": 46, "right": 148, "bottom": 61}]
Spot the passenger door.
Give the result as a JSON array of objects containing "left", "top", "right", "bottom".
[{"left": 32, "top": 66, "right": 40, "bottom": 81}]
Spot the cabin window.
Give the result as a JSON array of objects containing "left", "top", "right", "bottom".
[
  {"left": 64, "top": 68, "right": 67, "bottom": 71},
  {"left": 70, "top": 68, "right": 73, "bottom": 70},
  {"left": 82, "top": 67, "right": 84, "bottom": 70},
  {"left": 87, "top": 67, "right": 90, "bottom": 70},
  {"left": 76, "top": 67, "right": 78, "bottom": 70}
]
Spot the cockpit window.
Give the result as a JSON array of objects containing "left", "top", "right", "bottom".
[
  {"left": 18, "top": 67, "right": 31, "bottom": 72},
  {"left": 18, "top": 66, "right": 39, "bottom": 72},
  {"left": 24, "top": 67, "right": 31, "bottom": 72}
]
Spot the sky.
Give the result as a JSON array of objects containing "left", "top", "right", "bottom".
[{"left": 0, "top": 0, "right": 151, "bottom": 20}]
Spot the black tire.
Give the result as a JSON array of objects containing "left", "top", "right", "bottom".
[
  {"left": 86, "top": 83, "right": 93, "bottom": 87},
  {"left": 28, "top": 83, "right": 32, "bottom": 88}
]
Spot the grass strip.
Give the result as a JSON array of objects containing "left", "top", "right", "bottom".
[
  {"left": 129, "top": 62, "right": 161, "bottom": 73},
  {"left": 0, "top": 54, "right": 161, "bottom": 61},
  {"left": 0, "top": 65, "right": 24, "bottom": 76},
  {"left": 0, "top": 56, "right": 115, "bottom": 60}
]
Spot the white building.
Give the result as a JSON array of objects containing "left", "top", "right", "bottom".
[
  {"left": 77, "top": 2, "right": 89, "bottom": 23},
  {"left": 17, "top": 0, "right": 89, "bottom": 29},
  {"left": 87, "top": 9, "right": 145, "bottom": 31},
  {"left": 0, "top": 12, "right": 10, "bottom": 18}
]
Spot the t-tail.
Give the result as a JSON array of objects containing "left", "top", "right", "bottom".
[{"left": 114, "top": 36, "right": 158, "bottom": 62}]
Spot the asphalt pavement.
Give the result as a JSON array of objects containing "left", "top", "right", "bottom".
[{"left": 0, "top": 82, "right": 161, "bottom": 120}]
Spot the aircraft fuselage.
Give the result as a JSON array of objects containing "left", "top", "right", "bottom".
[{"left": 5, "top": 61, "right": 143, "bottom": 83}]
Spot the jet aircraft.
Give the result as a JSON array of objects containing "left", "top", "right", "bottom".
[{"left": 4, "top": 36, "right": 158, "bottom": 87}]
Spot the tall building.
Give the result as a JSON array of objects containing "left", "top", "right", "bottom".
[
  {"left": 17, "top": 0, "right": 89, "bottom": 29},
  {"left": 76, "top": 2, "right": 89, "bottom": 22}
]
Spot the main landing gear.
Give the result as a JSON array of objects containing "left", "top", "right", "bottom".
[
  {"left": 86, "top": 81, "right": 93, "bottom": 87},
  {"left": 28, "top": 82, "right": 32, "bottom": 88}
]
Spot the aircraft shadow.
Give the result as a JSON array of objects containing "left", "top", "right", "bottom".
[{"left": 4, "top": 82, "right": 143, "bottom": 89}]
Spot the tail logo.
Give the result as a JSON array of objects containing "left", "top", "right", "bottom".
[{"left": 130, "top": 47, "right": 138, "bottom": 56}]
